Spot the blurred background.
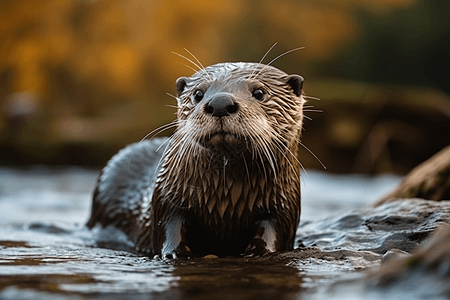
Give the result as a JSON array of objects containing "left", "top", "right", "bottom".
[{"left": 0, "top": 0, "right": 449, "bottom": 174}]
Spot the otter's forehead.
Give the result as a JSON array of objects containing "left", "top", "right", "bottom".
[{"left": 190, "top": 62, "right": 288, "bottom": 83}]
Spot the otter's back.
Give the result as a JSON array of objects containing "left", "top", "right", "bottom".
[{"left": 87, "top": 138, "right": 167, "bottom": 235}]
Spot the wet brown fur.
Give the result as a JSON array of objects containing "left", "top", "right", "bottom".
[{"left": 88, "top": 62, "right": 306, "bottom": 257}]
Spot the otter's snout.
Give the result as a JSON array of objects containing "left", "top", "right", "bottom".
[{"left": 204, "top": 95, "right": 238, "bottom": 117}]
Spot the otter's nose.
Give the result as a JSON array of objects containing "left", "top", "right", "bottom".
[{"left": 204, "top": 95, "right": 238, "bottom": 117}]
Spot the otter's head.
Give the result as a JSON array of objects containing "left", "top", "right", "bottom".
[{"left": 172, "top": 63, "right": 305, "bottom": 165}]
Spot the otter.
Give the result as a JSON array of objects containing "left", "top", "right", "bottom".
[{"left": 87, "top": 62, "right": 306, "bottom": 258}]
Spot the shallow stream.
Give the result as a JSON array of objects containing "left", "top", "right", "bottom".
[{"left": 0, "top": 167, "right": 411, "bottom": 299}]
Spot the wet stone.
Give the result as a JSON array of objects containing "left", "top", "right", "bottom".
[
  {"left": 364, "top": 225, "right": 450, "bottom": 299},
  {"left": 298, "top": 199, "right": 450, "bottom": 253}
]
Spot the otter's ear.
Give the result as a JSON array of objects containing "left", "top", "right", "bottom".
[
  {"left": 176, "top": 77, "right": 189, "bottom": 97},
  {"left": 286, "top": 74, "right": 304, "bottom": 97}
]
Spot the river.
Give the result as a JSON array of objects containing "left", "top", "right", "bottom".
[{"left": 0, "top": 167, "right": 403, "bottom": 299}]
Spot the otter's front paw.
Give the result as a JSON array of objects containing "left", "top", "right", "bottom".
[
  {"left": 243, "top": 220, "right": 277, "bottom": 257},
  {"left": 176, "top": 244, "right": 193, "bottom": 258},
  {"left": 242, "top": 238, "right": 272, "bottom": 258}
]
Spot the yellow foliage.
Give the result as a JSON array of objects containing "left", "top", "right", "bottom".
[
  {"left": 9, "top": 39, "right": 47, "bottom": 94},
  {"left": 264, "top": 1, "right": 359, "bottom": 59},
  {"left": 0, "top": 0, "right": 420, "bottom": 101},
  {"left": 100, "top": 44, "right": 140, "bottom": 94}
]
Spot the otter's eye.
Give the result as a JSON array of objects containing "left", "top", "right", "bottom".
[
  {"left": 194, "top": 89, "right": 204, "bottom": 103},
  {"left": 252, "top": 88, "right": 265, "bottom": 101}
]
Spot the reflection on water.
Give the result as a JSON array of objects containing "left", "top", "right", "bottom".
[
  {"left": 172, "top": 257, "right": 304, "bottom": 300},
  {"left": 0, "top": 167, "right": 402, "bottom": 299}
]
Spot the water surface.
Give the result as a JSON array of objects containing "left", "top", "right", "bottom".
[{"left": 0, "top": 167, "right": 402, "bottom": 299}]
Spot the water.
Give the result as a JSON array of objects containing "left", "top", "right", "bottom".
[{"left": 0, "top": 167, "right": 405, "bottom": 299}]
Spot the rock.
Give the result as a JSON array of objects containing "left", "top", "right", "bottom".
[
  {"left": 375, "top": 145, "right": 450, "bottom": 205},
  {"left": 366, "top": 146, "right": 450, "bottom": 298},
  {"left": 366, "top": 225, "right": 450, "bottom": 296},
  {"left": 298, "top": 198, "right": 450, "bottom": 255},
  {"left": 295, "top": 145, "right": 450, "bottom": 298}
]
